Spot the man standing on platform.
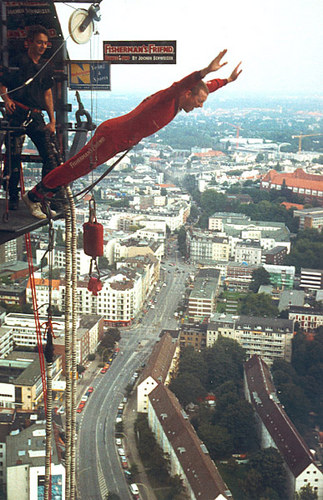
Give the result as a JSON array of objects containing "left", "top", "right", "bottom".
[{"left": 0, "top": 25, "right": 60, "bottom": 210}]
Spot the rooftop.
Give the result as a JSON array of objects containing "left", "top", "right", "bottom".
[
  {"left": 6, "top": 421, "right": 60, "bottom": 468},
  {"left": 139, "top": 333, "right": 177, "bottom": 385},
  {"left": 244, "top": 355, "right": 316, "bottom": 477},
  {"left": 149, "top": 384, "right": 232, "bottom": 499}
]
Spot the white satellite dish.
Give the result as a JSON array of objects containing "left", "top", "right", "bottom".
[{"left": 68, "top": 8, "right": 94, "bottom": 45}]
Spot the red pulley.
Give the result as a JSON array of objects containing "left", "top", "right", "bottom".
[{"left": 83, "top": 198, "right": 104, "bottom": 258}]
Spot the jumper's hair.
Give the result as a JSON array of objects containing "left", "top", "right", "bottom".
[{"left": 191, "top": 80, "right": 209, "bottom": 95}]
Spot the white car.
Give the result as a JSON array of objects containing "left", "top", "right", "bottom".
[
  {"left": 115, "top": 438, "right": 122, "bottom": 446},
  {"left": 130, "top": 483, "right": 139, "bottom": 496},
  {"left": 118, "top": 447, "right": 125, "bottom": 456}
]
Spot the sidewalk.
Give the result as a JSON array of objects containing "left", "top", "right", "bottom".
[
  {"left": 76, "top": 358, "right": 101, "bottom": 401},
  {"left": 123, "top": 390, "right": 158, "bottom": 500}
]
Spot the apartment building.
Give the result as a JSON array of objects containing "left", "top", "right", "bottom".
[
  {"left": 25, "top": 262, "right": 158, "bottom": 325},
  {"left": 178, "top": 323, "right": 208, "bottom": 351},
  {"left": 244, "top": 355, "right": 323, "bottom": 499},
  {"left": 188, "top": 230, "right": 230, "bottom": 264},
  {"left": 208, "top": 212, "right": 249, "bottom": 231},
  {"left": 225, "top": 262, "right": 260, "bottom": 291},
  {"left": 263, "top": 264, "right": 295, "bottom": 290},
  {"left": 300, "top": 268, "right": 323, "bottom": 290},
  {"left": 137, "top": 333, "right": 179, "bottom": 413},
  {"left": 114, "top": 237, "right": 164, "bottom": 263},
  {"left": 148, "top": 384, "right": 233, "bottom": 500},
  {"left": 207, "top": 314, "right": 294, "bottom": 365},
  {"left": 234, "top": 240, "right": 262, "bottom": 265},
  {"left": 293, "top": 207, "right": 323, "bottom": 231},
  {"left": 6, "top": 421, "right": 65, "bottom": 500},
  {"left": 0, "top": 284, "right": 26, "bottom": 308},
  {"left": 209, "top": 213, "right": 291, "bottom": 254},
  {"left": 288, "top": 306, "right": 323, "bottom": 333},
  {"left": 36, "top": 245, "right": 92, "bottom": 277},
  {"left": 188, "top": 271, "right": 220, "bottom": 321},
  {"left": 26, "top": 276, "right": 61, "bottom": 310},
  {"left": 0, "top": 352, "right": 62, "bottom": 410},
  {"left": 108, "top": 201, "right": 190, "bottom": 233},
  {"left": 262, "top": 245, "right": 288, "bottom": 265},
  {"left": 2, "top": 313, "right": 104, "bottom": 367}
]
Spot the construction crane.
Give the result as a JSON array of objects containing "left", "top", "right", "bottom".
[
  {"left": 291, "top": 133, "right": 323, "bottom": 153},
  {"left": 226, "top": 123, "right": 241, "bottom": 148}
]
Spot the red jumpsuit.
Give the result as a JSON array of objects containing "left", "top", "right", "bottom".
[{"left": 29, "top": 71, "right": 227, "bottom": 200}]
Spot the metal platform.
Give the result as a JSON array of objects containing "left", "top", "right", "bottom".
[{"left": 0, "top": 198, "right": 64, "bottom": 245}]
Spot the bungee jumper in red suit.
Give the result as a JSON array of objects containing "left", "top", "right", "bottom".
[{"left": 23, "top": 50, "right": 242, "bottom": 219}]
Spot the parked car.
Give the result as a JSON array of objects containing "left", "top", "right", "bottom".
[
  {"left": 130, "top": 483, "right": 140, "bottom": 498},
  {"left": 117, "top": 447, "right": 125, "bottom": 456},
  {"left": 87, "top": 386, "right": 94, "bottom": 393},
  {"left": 124, "top": 470, "right": 132, "bottom": 482},
  {"left": 77, "top": 403, "right": 85, "bottom": 413},
  {"left": 115, "top": 438, "right": 122, "bottom": 446}
]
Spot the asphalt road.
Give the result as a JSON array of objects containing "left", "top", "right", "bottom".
[{"left": 75, "top": 245, "right": 192, "bottom": 500}]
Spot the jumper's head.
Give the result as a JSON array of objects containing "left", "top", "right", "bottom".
[{"left": 179, "top": 80, "right": 209, "bottom": 113}]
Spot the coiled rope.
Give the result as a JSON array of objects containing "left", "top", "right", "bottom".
[{"left": 64, "top": 186, "right": 78, "bottom": 499}]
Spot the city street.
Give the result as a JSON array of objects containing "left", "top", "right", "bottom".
[{"left": 75, "top": 245, "right": 191, "bottom": 499}]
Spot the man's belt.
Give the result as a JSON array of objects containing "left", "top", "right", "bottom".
[{"left": 13, "top": 100, "right": 42, "bottom": 113}]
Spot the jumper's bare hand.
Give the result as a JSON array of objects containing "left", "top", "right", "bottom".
[
  {"left": 201, "top": 50, "right": 228, "bottom": 78},
  {"left": 228, "top": 62, "right": 243, "bottom": 82}
]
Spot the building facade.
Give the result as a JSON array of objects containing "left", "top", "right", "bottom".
[{"left": 207, "top": 314, "right": 294, "bottom": 365}]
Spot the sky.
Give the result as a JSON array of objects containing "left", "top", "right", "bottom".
[{"left": 57, "top": 0, "right": 323, "bottom": 97}]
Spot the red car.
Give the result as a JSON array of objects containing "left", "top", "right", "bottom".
[
  {"left": 87, "top": 386, "right": 94, "bottom": 393},
  {"left": 101, "top": 368, "right": 107, "bottom": 374}
]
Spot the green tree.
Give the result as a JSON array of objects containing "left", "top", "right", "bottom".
[
  {"left": 98, "top": 256, "right": 110, "bottom": 269},
  {"left": 249, "top": 448, "right": 286, "bottom": 499},
  {"left": 215, "top": 398, "right": 257, "bottom": 452},
  {"left": 285, "top": 229, "right": 323, "bottom": 271},
  {"left": 198, "top": 422, "right": 233, "bottom": 459},
  {"left": 249, "top": 267, "right": 271, "bottom": 292},
  {"left": 177, "top": 346, "right": 209, "bottom": 386},
  {"left": 203, "top": 337, "right": 246, "bottom": 391},
  {"left": 239, "top": 292, "right": 279, "bottom": 317},
  {"left": 177, "top": 226, "right": 187, "bottom": 257},
  {"left": 241, "top": 468, "right": 263, "bottom": 500},
  {"left": 295, "top": 483, "right": 318, "bottom": 500},
  {"left": 169, "top": 373, "right": 207, "bottom": 406}
]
